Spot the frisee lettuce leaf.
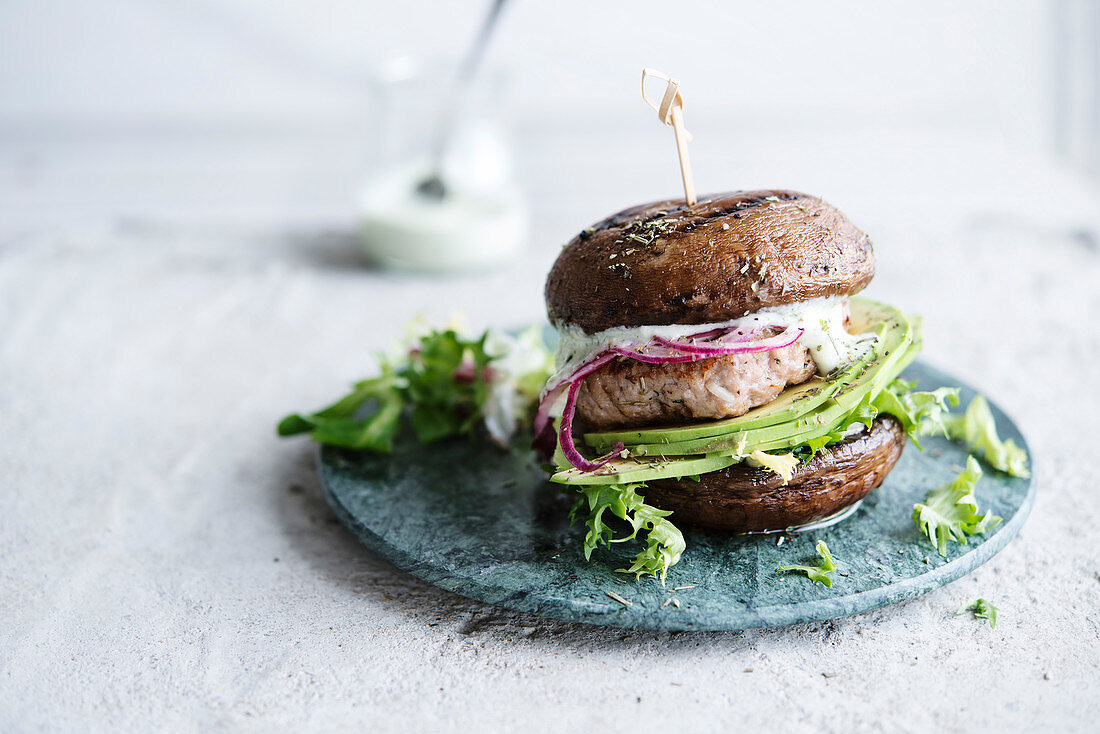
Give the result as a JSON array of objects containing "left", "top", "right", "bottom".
[
  {"left": 943, "top": 395, "right": 1030, "bottom": 477},
  {"left": 278, "top": 327, "right": 552, "bottom": 451},
  {"left": 956, "top": 598, "right": 999, "bottom": 629},
  {"left": 874, "top": 379, "right": 960, "bottom": 448},
  {"left": 792, "top": 394, "right": 879, "bottom": 460},
  {"left": 777, "top": 540, "right": 838, "bottom": 587},
  {"left": 568, "top": 482, "right": 685, "bottom": 582},
  {"left": 795, "top": 422, "right": 856, "bottom": 460},
  {"left": 791, "top": 378, "right": 952, "bottom": 460},
  {"left": 912, "top": 456, "right": 1002, "bottom": 556},
  {"left": 482, "top": 326, "right": 556, "bottom": 445}
]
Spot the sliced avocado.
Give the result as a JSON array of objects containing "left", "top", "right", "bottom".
[
  {"left": 550, "top": 453, "right": 737, "bottom": 486},
  {"left": 626, "top": 396, "right": 848, "bottom": 457},
  {"left": 584, "top": 377, "right": 833, "bottom": 450},
  {"left": 781, "top": 324, "right": 917, "bottom": 441},
  {"left": 849, "top": 296, "right": 905, "bottom": 334},
  {"left": 623, "top": 308, "right": 914, "bottom": 457},
  {"left": 712, "top": 328, "right": 925, "bottom": 455},
  {"left": 873, "top": 316, "right": 921, "bottom": 394}
]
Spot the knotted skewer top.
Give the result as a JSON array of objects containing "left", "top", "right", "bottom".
[{"left": 641, "top": 68, "right": 697, "bottom": 207}]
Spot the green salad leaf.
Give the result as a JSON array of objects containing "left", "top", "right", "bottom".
[
  {"left": 913, "top": 456, "right": 1002, "bottom": 556},
  {"left": 796, "top": 422, "right": 856, "bottom": 460},
  {"left": 568, "top": 482, "right": 686, "bottom": 582},
  {"left": 793, "top": 379, "right": 956, "bottom": 460},
  {"left": 777, "top": 540, "right": 838, "bottom": 587},
  {"left": 956, "top": 598, "right": 999, "bottom": 629},
  {"left": 874, "top": 379, "right": 960, "bottom": 448},
  {"left": 943, "top": 395, "right": 1030, "bottom": 477},
  {"left": 278, "top": 327, "right": 552, "bottom": 451},
  {"left": 277, "top": 363, "right": 405, "bottom": 451},
  {"left": 793, "top": 394, "right": 879, "bottom": 460}
]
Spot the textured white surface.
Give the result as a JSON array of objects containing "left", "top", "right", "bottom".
[{"left": 1, "top": 126, "right": 1099, "bottom": 732}]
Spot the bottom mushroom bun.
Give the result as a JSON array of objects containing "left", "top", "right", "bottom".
[{"left": 536, "top": 190, "right": 920, "bottom": 534}]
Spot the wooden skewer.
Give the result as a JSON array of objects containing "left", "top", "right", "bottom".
[{"left": 641, "top": 68, "right": 697, "bottom": 207}]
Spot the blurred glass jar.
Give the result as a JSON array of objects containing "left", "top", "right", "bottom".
[{"left": 360, "top": 57, "right": 528, "bottom": 271}]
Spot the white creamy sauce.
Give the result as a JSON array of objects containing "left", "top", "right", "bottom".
[
  {"left": 549, "top": 296, "right": 874, "bottom": 390},
  {"left": 359, "top": 163, "right": 527, "bottom": 271}
]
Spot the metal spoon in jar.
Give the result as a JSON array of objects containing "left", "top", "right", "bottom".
[{"left": 416, "top": 0, "right": 510, "bottom": 200}]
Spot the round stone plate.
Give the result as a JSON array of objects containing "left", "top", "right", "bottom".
[{"left": 319, "top": 360, "right": 1034, "bottom": 631}]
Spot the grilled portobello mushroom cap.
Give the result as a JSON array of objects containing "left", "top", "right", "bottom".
[{"left": 546, "top": 189, "right": 874, "bottom": 334}]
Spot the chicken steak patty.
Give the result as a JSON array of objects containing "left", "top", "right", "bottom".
[{"left": 575, "top": 340, "right": 816, "bottom": 430}]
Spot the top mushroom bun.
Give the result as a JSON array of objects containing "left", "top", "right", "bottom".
[{"left": 546, "top": 189, "right": 874, "bottom": 333}]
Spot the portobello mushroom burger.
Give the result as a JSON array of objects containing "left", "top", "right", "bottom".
[{"left": 534, "top": 190, "right": 950, "bottom": 565}]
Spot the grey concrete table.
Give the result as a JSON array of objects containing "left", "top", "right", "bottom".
[{"left": 1, "top": 123, "right": 1098, "bottom": 732}]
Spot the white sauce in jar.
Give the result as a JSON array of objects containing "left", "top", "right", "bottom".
[{"left": 360, "top": 164, "right": 527, "bottom": 271}]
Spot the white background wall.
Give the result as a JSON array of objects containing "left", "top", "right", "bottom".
[
  {"left": 5, "top": 0, "right": 1096, "bottom": 241},
  {"left": 0, "top": 0, "right": 1055, "bottom": 148}
]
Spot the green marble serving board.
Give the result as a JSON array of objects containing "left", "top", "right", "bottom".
[{"left": 319, "top": 360, "right": 1034, "bottom": 631}]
